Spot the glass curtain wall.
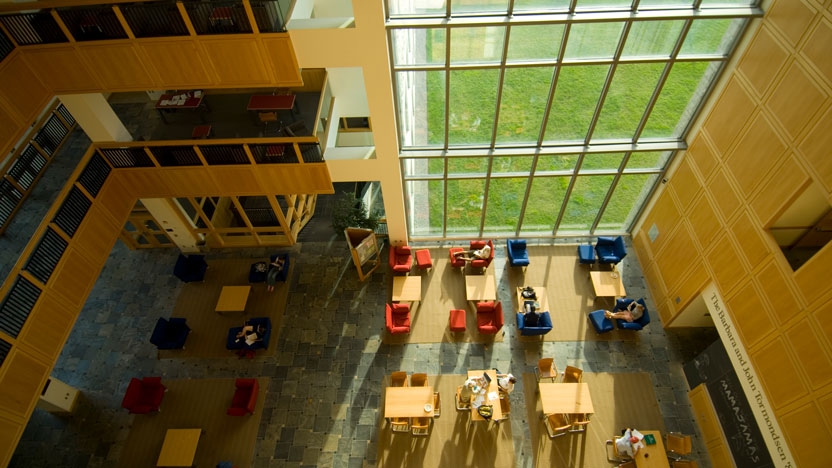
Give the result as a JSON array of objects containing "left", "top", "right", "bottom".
[{"left": 388, "top": 0, "right": 760, "bottom": 239}]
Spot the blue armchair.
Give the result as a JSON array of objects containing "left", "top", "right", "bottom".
[
  {"left": 226, "top": 317, "right": 272, "bottom": 351},
  {"left": 149, "top": 317, "right": 190, "bottom": 350},
  {"left": 613, "top": 298, "right": 650, "bottom": 331},
  {"left": 506, "top": 239, "right": 530, "bottom": 267},
  {"left": 516, "top": 311, "right": 552, "bottom": 336},
  {"left": 249, "top": 253, "right": 290, "bottom": 283},
  {"left": 173, "top": 254, "right": 208, "bottom": 282},
  {"left": 595, "top": 236, "right": 627, "bottom": 265}
]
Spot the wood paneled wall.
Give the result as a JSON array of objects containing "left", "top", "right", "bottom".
[{"left": 634, "top": 1, "right": 832, "bottom": 466}]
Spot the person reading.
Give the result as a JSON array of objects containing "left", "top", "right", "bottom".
[
  {"left": 454, "top": 244, "right": 491, "bottom": 262},
  {"left": 605, "top": 300, "right": 644, "bottom": 322},
  {"left": 615, "top": 428, "right": 644, "bottom": 457},
  {"left": 266, "top": 257, "right": 286, "bottom": 292}
]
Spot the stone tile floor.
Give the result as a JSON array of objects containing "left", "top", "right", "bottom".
[{"left": 3, "top": 129, "right": 719, "bottom": 468}]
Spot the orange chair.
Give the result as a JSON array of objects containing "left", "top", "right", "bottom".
[
  {"left": 385, "top": 303, "right": 411, "bottom": 335},
  {"left": 563, "top": 365, "right": 583, "bottom": 383},
  {"left": 227, "top": 378, "right": 259, "bottom": 416},
  {"left": 388, "top": 245, "right": 412, "bottom": 274},
  {"left": 390, "top": 371, "right": 408, "bottom": 387},
  {"left": 535, "top": 357, "right": 558, "bottom": 382},
  {"left": 410, "top": 373, "right": 428, "bottom": 387},
  {"left": 545, "top": 413, "right": 571, "bottom": 438},
  {"left": 475, "top": 301, "right": 504, "bottom": 334}
]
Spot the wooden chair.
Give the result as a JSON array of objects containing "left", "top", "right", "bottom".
[
  {"left": 563, "top": 365, "right": 583, "bottom": 383},
  {"left": 410, "top": 373, "right": 428, "bottom": 387},
  {"left": 455, "top": 386, "right": 469, "bottom": 411},
  {"left": 433, "top": 392, "right": 441, "bottom": 418},
  {"left": 568, "top": 413, "right": 590, "bottom": 432},
  {"left": 544, "top": 413, "right": 571, "bottom": 438},
  {"left": 258, "top": 111, "right": 278, "bottom": 124},
  {"left": 671, "top": 461, "right": 698, "bottom": 468},
  {"left": 666, "top": 432, "right": 692, "bottom": 459},
  {"left": 617, "top": 461, "right": 636, "bottom": 468},
  {"left": 391, "top": 371, "right": 408, "bottom": 387},
  {"left": 411, "top": 417, "right": 430, "bottom": 436},
  {"left": 535, "top": 357, "right": 558, "bottom": 383},
  {"left": 391, "top": 417, "right": 410, "bottom": 433},
  {"left": 605, "top": 438, "right": 630, "bottom": 463},
  {"left": 499, "top": 395, "right": 511, "bottom": 418}
]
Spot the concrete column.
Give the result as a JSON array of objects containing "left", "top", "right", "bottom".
[
  {"left": 140, "top": 198, "right": 203, "bottom": 254},
  {"left": 57, "top": 93, "right": 132, "bottom": 142}
]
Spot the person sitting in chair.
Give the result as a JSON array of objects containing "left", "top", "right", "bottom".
[
  {"left": 454, "top": 243, "right": 492, "bottom": 262},
  {"left": 235, "top": 322, "right": 265, "bottom": 344},
  {"left": 266, "top": 257, "right": 286, "bottom": 292},
  {"left": 605, "top": 300, "right": 644, "bottom": 322}
]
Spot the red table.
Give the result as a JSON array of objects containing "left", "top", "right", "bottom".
[
  {"left": 246, "top": 95, "right": 296, "bottom": 111},
  {"left": 155, "top": 91, "right": 206, "bottom": 123}
]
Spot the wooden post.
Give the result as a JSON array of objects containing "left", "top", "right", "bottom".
[{"left": 345, "top": 227, "right": 379, "bottom": 282}]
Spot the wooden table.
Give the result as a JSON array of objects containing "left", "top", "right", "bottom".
[
  {"left": 392, "top": 276, "right": 421, "bottom": 303},
  {"left": 155, "top": 91, "right": 206, "bottom": 123},
  {"left": 157, "top": 428, "right": 201, "bottom": 467},
  {"left": 384, "top": 386, "right": 435, "bottom": 418},
  {"left": 467, "top": 369, "right": 503, "bottom": 421},
  {"left": 539, "top": 382, "right": 594, "bottom": 415},
  {"left": 589, "top": 271, "right": 626, "bottom": 298},
  {"left": 514, "top": 286, "right": 549, "bottom": 312},
  {"left": 215, "top": 285, "right": 251, "bottom": 313},
  {"left": 247, "top": 94, "right": 296, "bottom": 111},
  {"left": 633, "top": 430, "right": 670, "bottom": 468},
  {"left": 465, "top": 267, "right": 497, "bottom": 301}
]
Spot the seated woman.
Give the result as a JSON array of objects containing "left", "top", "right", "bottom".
[
  {"left": 235, "top": 322, "right": 266, "bottom": 344},
  {"left": 605, "top": 300, "right": 645, "bottom": 322},
  {"left": 453, "top": 243, "right": 492, "bottom": 262},
  {"left": 266, "top": 257, "right": 286, "bottom": 292}
]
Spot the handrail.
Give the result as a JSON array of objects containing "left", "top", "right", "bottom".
[{"left": 0, "top": 0, "right": 171, "bottom": 14}]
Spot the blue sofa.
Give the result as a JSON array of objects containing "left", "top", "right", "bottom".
[
  {"left": 226, "top": 317, "right": 272, "bottom": 351},
  {"left": 595, "top": 236, "right": 627, "bottom": 265},
  {"left": 173, "top": 254, "right": 208, "bottom": 282},
  {"left": 507, "top": 239, "right": 530, "bottom": 267},
  {"left": 516, "top": 311, "right": 552, "bottom": 336},
  {"left": 149, "top": 317, "right": 190, "bottom": 350},
  {"left": 613, "top": 298, "right": 650, "bottom": 331},
  {"left": 249, "top": 253, "right": 290, "bottom": 283}
]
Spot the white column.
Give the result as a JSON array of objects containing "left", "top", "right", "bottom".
[
  {"left": 57, "top": 93, "right": 132, "bottom": 142},
  {"left": 140, "top": 198, "right": 203, "bottom": 254}
]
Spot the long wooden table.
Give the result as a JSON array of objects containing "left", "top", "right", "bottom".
[
  {"left": 538, "top": 382, "right": 594, "bottom": 415},
  {"left": 155, "top": 91, "right": 206, "bottom": 123},
  {"left": 467, "top": 369, "right": 503, "bottom": 421},
  {"left": 392, "top": 276, "right": 421, "bottom": 303},
  {"left": 247, "top": 94, "right": 296, "bottom": 111},
  {"left": 157, "top": 428, "right": 201, "bottom": 467},
  {"left": 384, "top": 386, "right": 435, "bottom": 418},
  {"left": 632, "top": 430, "right": 670, "bottom": 468},
  {"left": 514, "top": 286, "right": 549, "bottom": 312},
  {"left": 465, "top": 267, "right": 497, "bottom": 301}
]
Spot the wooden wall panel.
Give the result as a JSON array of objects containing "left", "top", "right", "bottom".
[
  {"left": 779, "top": 402, "right": 831, "bottom": 468},
  {"left": 201, "top": 37, "right": 271, "bottom": 85},
  {"left": 668, "top": 158, "right": 701, "bottom": 210},
  {"left": 0, "top": 103, "right": 25, "bottom": 157},
  {"left": 800, "top": 19, "right": 832, "bottom": 84},
  {"left": 262, "top": 36, "right": 303, "bottom": 86},
  {"left": 139, "top": 40, "right": 214, "bottom": 88},
  {"left": 689, "top": 385, "right": 723, "bottom": 445},
  {"left": 49, "top": 248, "right": 99, "bottom": 309},
  {"left": 758, "top": 260, "right": 802, "bottom": 327},
  {"left": 726, "top": 280, "right": 776, "bottom": 349},
  {"left": 688, "top": 195, "right": 721, "bottom": 249},
  {"left": 294, "top": 68, "right": 326, "bottom": 92},
  {"left": 702, "top": 77, "right": 757, "bottom": 154},
  {"left": 206, "top": 166, "right": 261, "bottom": 195},
  {"left": 97, "top": 176, "right": 135, "bottom": 224},
  {"left": 256, "top": 164, "right": 334, "bottom": 194},
  {"left": 21, "top": 47, "right": 103, "bottom": 92},
  {"left": 767, "top": 0, "right": 816, "bottom": 47},
  {"left": 73, "top": 204, "right": 121, "bottom": 267},
  {"left": 811, "top": 301, "right": 832, "bottom": 356},
  {"left": 15, "top": 291, "right": 75, "bottom": 363},
  {"left": 766, "top": 61, "right": 829, "bottom": 140},
  {"left": 707, "top": 168, "right": 742, "bottom": 222},
  {"left": 786, "top": 318, "right": 832, "bottom": 390},
  {"left": 750, "top": 155, "right": 809, "bottom": 227},
  {"left": 642, "top": 263, "right": 666, "bottom": 300},
  {"left": 632, "top": 230, "right": 653, "bottom": 267},
  {"left": 797, "top": 106, "right": 832, "bottom": 192},
  {"left": 730, "top": 210, "right": 771, "bottom": 269},
  {"left": 642, "top": 190, "right": 680, "bottom": 256},
  {"left": 654, "top": 224, "right": 697, "bottom": 292},
  {"left": 80, "top": 44, "right": 155, "bottom": 90},
  {"left": 705, "top": 439, "right": 737, "bottom": 468},
  {"left": 736, "top": 26, "right": 790, "bottom": 96},
  {"left": 159, "top": 167, "right": 221, "bottom": 195},
  {"left": 753, "top": 337, "right": 809, "bottom": 410},
  {"left": 0, "top": 416, "right": 23, "bottom": 468},
  {"left": 706, "top": 234, "right": 746, "bottom": 295},
  {"left": 0, "top": 351, "right": 48, "bottom": 419},
  {"left": 687, "top": 133, "right": 718, "bottom": 181},
  {"left": 794, "top": 242, "right": 832, "bottom": 306},
  {"left": 0, "top": 54, "right": 50, "bottom": 124},
  {"left": 724, "top": 114, "right": 787, "bottom": 198},
  {"left": 669, "top": 259, "right": 709, "bottom": 315},
  {"left": 111, "top": 170, "right": 174, "bottom": 198}
]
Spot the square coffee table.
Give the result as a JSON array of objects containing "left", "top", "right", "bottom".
[
  {"left": 215, "top": 285, "right": 251, "bottom": 313},
  {"left": 392, "top": 276, "right": 421, "bottom": 303},
  {"left": 157, "top": 428, "right": 201, "bottom": 467},
  {"left": 465, "top": 267, "right": 497, "bottom": 301},
  {"left": 589, "top": 271, "right": 626, "bottom": 298}
]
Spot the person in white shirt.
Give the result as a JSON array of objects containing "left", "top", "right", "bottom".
[
  {"left": 497, "top": 374, "right": 516, "bottom": 394},
  {"left": 615, "top": 428, "right": 642, "bottom": 457},
  {"left": 454, "top": 243, "right": 492, "bottom": 262},
  {"left": 605, "top": 300, "right": 645, "bottom": 322}
]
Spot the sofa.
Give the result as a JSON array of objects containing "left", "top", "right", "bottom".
[
  {"left": 506, "top": 239, "right": 529, "bottom": 267},
  {"left": 388, "top": 245, "right": 412, "bottom": 274},
  {"left": 475, "top": 301, "right": 504, "bottom": 334},
  {"left": 173, "top": 254, "right": 208, "bottom": 283},
  {"left": 226, "top": 317, "right": 272, "bottom": 351},
  {"left": 227, "top": 378, "right": 259, "bottom": 416},
  {"left": 385, "top": 303, "right": 411, "bottom": 334},
  {"left": 121, "top": 377, "right": 166, "bottom": 414},
  {"left": 613, "top": 298, "right": 650, "bottom": 331},
  {"left": 595, "top": 236, "right": 627, "bottom": 265},
  {"left": 149, "top": 317, "right": 190, "bottom": 350},
  {"left": 516, "top": 311, "right": 552, "bottom": 336}
]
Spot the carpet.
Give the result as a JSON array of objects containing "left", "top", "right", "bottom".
[
  {"left": 522, "top": 372, "right": 665, "bottom": 468},
  {"left": 158, "top": 258, "right": 292, "bottom": 359},
  {"left": 118, "top": 377, "right": 268, "bottom": 468},
  {"left": 383, "top": 248, "right": 505, "bottom": 345},
  {"left": 507, "top": 245, "right": 636, "bottom": 342},
  {"left": 377, "top": 374, "right": 515, "bottom": 468}
]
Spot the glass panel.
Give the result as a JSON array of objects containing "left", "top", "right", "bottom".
[
  {"left": 574, "top": 0, "right": 633, "bottom": 10},
  {"left": 452, "top": 0, "right": 508, "bottom": 15},
  {"left": 492, "top": 156, "right": 533, "bottom": 175},
  {"left": 521, "top": 177, "right": 568, "bottom": 233},
  {"left": 448, "top": 157, "right": 489, "bottom": 175},
  {"left": 136, "top": 235, "right": 149, "bottom": 245},
  {"left": 592, "top": 63, "right": 664, "bottom": 140},
  {"left": 563, "top": 22, "right": 624, "bottom": 60},
  {"left": 506, "top": 24, "right": 563, "bottom": 62},
  {"left": 559, "top": 175, "right": 614, "bottom": 232},
  {"left": 637, "top": 0, "right": 693, "bottom": 7},
  {"left": 627, "top": 151, "right": 671, "bottom": 169},
  {"left": 621, "top": 20, "right": 684, "bottom": 58},
  {"left": 407, "top": 180, "right": 444, "bottom": 237},
  {"left": 449, "top": 69, "right": 499, "bottom": 145},
  {"left": 450, "top": 27, "right": 505, "bottom": 64},
  {"left": 544, "top": 65, "right": 609, "bottom": 142},
  {"left": 679, "top": 19, "right": 743, "bottom": 56},
  {"left": 700, "top": 0, "right": 754, "bottom": 5},
  {"left": 484, "top": 177, "right": 527, "bottom": 234},
  {"left": 536, "top": 155, "right": 578, "bottom": 172},
  {"left": 388, "top": 0, "right": 446, "bottom": 16},
  {"left": 447, "top": 179, "right": 485, "bottom": 235},
  {"left": 154, "top": 234, "right": 171, "bottom": 244},
  {"left": 391, "top": 28, "right": 445, "bottom": 66},
  {"left": 403, "top": 158, "right": 445, "bottom": 177},
  {"left": 641, "top": 61, "right": 716, "bottom": 138},
  {"left": 496, "top": 67, "right": 554, "bottom": 144},
  {"left": 580, "top": 153, "right": 624, "bottom": 171},
  {"left": 398, "top": 70, "right": 445, "bottom": 147},
  {"left": 124, "top": 221, "right": 138, "bottom": 232},
  {"left": 597, "top": 174, "right": 658, "bottom": 231},
  {"left": 513, "top": 0, "right": 570, "bottom": 12}
]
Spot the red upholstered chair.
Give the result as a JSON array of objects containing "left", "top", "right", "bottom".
[
  {"left": 469, "top": 240, "right": 495, "bottom": 269},
  {"left": 476, "top": 301, "right": 504, "bottom": 334},
  {"left": 388, "top": 245, "right": 413, "bottom": 274},
  {"left": 121, "top": 377, "right": 166, "bottom": 414},
  {"left": 448, "top": 247, "right": 466, "bottom": 268},
  {"left": 385, "top": 303, "right": 411, "bottom": 334},
  {"left": 449, "top": 309, "right": 466, "bottom": 332},
  {"left": 227, "top": 378, "right": 259, "bottom": 416}
]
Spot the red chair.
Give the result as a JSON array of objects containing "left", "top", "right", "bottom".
[
  {"left": 449, "top": 309, "right": 466, "bottom": 332},
  {"left": 227, "top": 378, "right": 259, "bottom": 416},
  {"left": 385, "top": 303, "right": 411, "bottom": 334},
  {"left": 469, "top": 240, "right": 494, "bottom": 269},
  {"left": 448, "top": 247, "right": 466, "bottom": 268},
  {"left": 388, "top": 245, "right": 412, "bottom": 274},
  {"left": 121, "top": 377, "right": 166, "bottom": 414},
  {"left": 476, "top": 301, "right": 504, "bottom": 334}
]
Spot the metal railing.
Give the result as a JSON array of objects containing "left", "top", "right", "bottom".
[
  {"left": 183, "top": 0, "right": 253, "bottom": 35},
  {"left": 0, "top": 12, "right": 67, "bottom": 45},
  {"left": 57, "top": 5, "right": 128, "bottom": 41}
]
